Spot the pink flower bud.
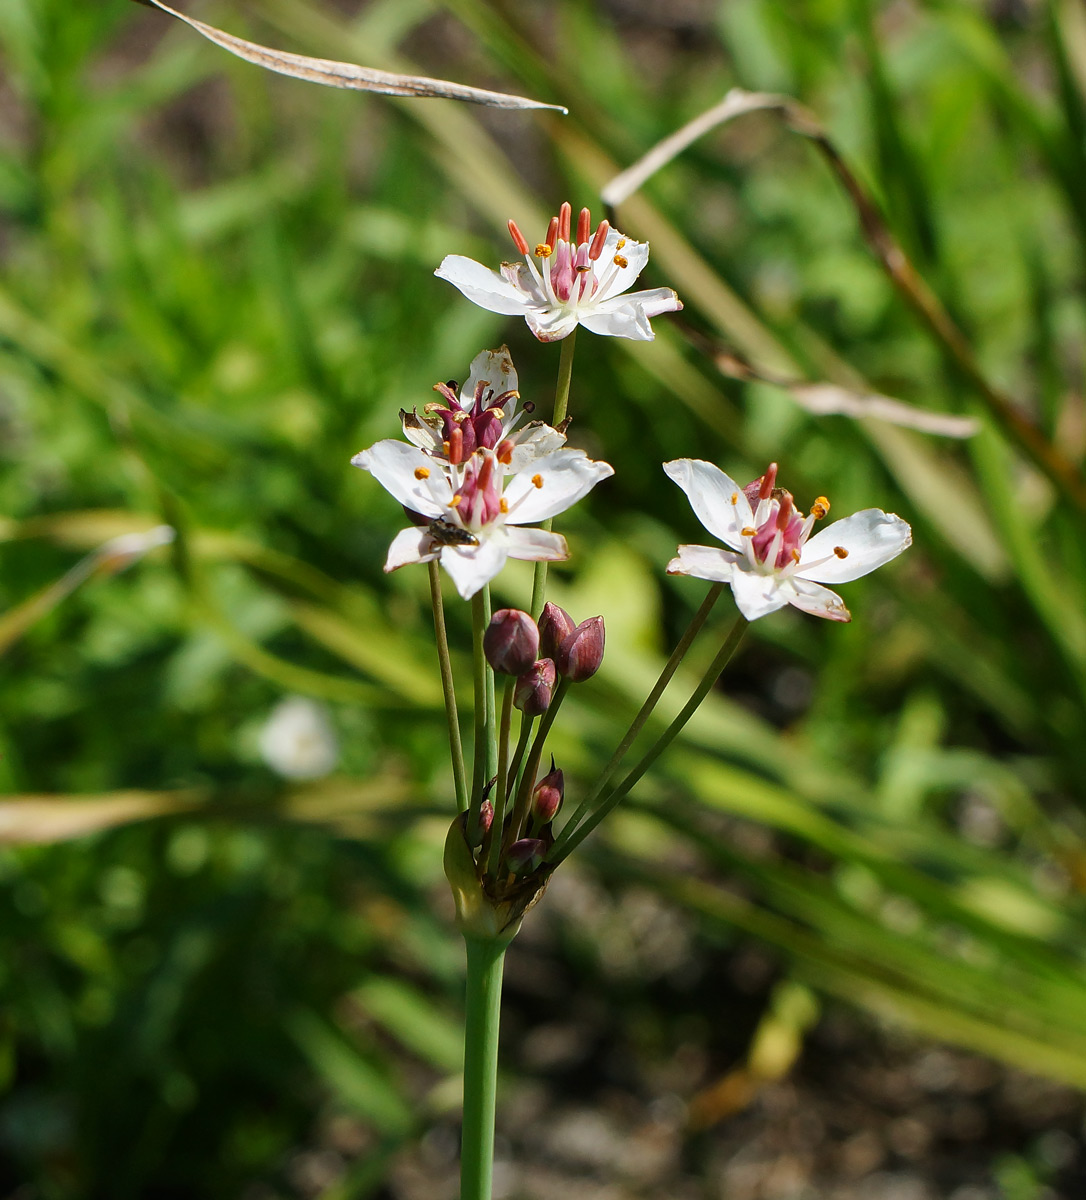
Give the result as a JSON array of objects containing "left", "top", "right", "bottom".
[
  {"left": 514, "top": 658, "right": 556, "bottom": 715},
  {"left": 505, "top": 837, "right": 547, "bottom": 874},
  {"left": 537, "top": 601, "right": 576, "bottom": 660},
  {"left": 484, "top": 609, "right": 540, "bottom": 676},
  {"left": 556, "top": 615, "right": 605, "bottom": 682},
  {"left": 532, "top": 762, "right": 564, "bottom": 824},
  {"left": 466, "top": 800, "right": 494, "bottom": 848}
]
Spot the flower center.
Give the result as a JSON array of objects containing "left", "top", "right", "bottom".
[
  {"left": 737, "top": 464, "right": 831, "bottom": 573},
  {"left": 509, "top": 201, "right": 612, "bottom": 309},
  {"left": 457, "top": 450, "right": 504, "bottom": 531}
]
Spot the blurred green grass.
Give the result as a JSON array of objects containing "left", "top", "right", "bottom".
[{"left": 2, "top": 0, "right": 1086, "bottom": 1194}]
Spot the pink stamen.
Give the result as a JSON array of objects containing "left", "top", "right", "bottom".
[
  {"left": 552, "top": 240, "right": 574, "bottom": 302},
  {"left": 508, "top": 219, "right": 530, "bottom": 255},
  {"left": 588, "top": 220, "right": 610, "bottom": 260},
  {"left": 447, "top": 427, "right": 464, "bottom": 466},
  {"left": 558, "top": 202, "right": 572, "bottom": 243},
  {"left": 576, "top": 206, "right": 591, "bottom": 246}
]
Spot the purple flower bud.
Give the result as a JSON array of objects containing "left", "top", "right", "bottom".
[
  {"left": 514, "top": 658, "right": 556, "bottom": 716},
  {"left": 537, "top": 601, "right": 576, "bottom": 661},
  {"left": 505, "top": 837, "right": 547, "bottom": 875},
  {"left": 466, "top": 800, "right": 494, "bottom": 848},
  {"left": 484, "top": 608, "right": 540, "bottom": 676},
  {"left": 532, "top": 761, "right": 564, "bottom": 824},
  {"left": 556, "top": 615, "right": 605, "bottom": 682}
]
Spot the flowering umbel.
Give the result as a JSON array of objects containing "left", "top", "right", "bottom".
[
  {"left": 665, "top": 459, "right": 912, "bottom": 622},
  {"left": 435, "top": 202, "right": 682, "bottom": 342}
]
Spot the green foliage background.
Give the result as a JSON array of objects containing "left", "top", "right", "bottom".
[{"left": 1, "top": 0, "right": 1086, "bottom": 1195}]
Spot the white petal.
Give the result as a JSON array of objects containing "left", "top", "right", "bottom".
[
  {"left": 505, "top": 527, "right": 569, "bottom": 562},
  {"left": 779, "top": 577, "right": 851, "bottom": 622},
  {"left": 503, "top": 450, "right": 614, "bottom": 523},
  {"left": 384, "top": 526, "right": 438, "bottom": 573},
  {"left": 666, "top": 544, "right": 740, "bottom": 583},
  {"left": 798, "top": 510, "right": 912, "bottom": 584},
  {"left": 351, "top": 441, "right": 450, "bottom": 517},
  {"left": 663, "top": 459, "right": 752, "bottom": 549},
  {"left": 434, "top": 255, "right": 531, "bottom": 316},
  {"left": 400, "top": 410, "right": 442, "bottom": 452},
  {"left": 727, "top": 568, "right": 791, "bottom": 622},
  {"left": 462, "top": 345, "right": 518, "bottom": 404},
  {"left": 500, "top": 261, "right": 549, "bottom": 306},
  {"left": 505, "top": 423, "right": 567, "bottom": 473},
  {"left": 596, "top": 228, "right": 650, "bottom": 297},
  {"left": 440, "top": 535, "right": 509, "bottom": 599},
  {"left": 523, "top": 304, "right": 580, "bottom": 343},
  {"left": 580, "top": 287, "right": 683, "bottom": 341}
]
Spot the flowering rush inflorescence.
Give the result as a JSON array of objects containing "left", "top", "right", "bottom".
[{"left": 435, "top": 202, "right": 682, "bottom": 342}]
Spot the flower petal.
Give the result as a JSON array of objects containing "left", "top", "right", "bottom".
[
  {"left": 384, "top": 526, "right": 438, "bottom": 573},
  {"left": 505, "top": 423, "right": 567, "bottom": 473},
  {"left": 434, "top": 255, "right": 531, "bottom": 316},
  {"left": 462, "top": 345, "right": 518, "bottom": 404},
  {"left": 440, "top": 535, "right": 510, "bottom": 599},
  {"left": 666, "top": 544, "right": 740, "bottom": 583},
  {"left": 596, "top": 228, "right": 650, "bottom": 297},
  {"left": 351, "top": 440, "right": 450, "bottom": 517},
  {"left": 505, "top": 527, "right": 569, "bottom": 562},
  {"left": 798, "top": 510, "right": 912, "bottom": 584},
  {"left": 503, "top": 449, "right": 614, "bottom": 523},
  {"left": 580, "top": 287, "right": 683, "bottom": 341},
  {"left": 779, "top": 577, "right": 851, "bottom": 622},
  {"left": 727, "top": 567, "right": 791, "bottom": 622},
  {"left": 523, "top": 304, "right": 581, "bottom": 343},
  {"left": 663, "top": 459, "right": 752, "bottom": 549}
]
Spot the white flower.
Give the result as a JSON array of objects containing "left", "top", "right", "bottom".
[
  {"left": 352, "top": 440, "right": 613, "bottom": 599},
  {"left": 664, "top": 458, "right": 912, "bottom": 622},
  {"left": 259, "top": 696, "right": 339, "bottom": 779},
  {"left": 435, "top": 202, "right": 682, "bottom": 342}
]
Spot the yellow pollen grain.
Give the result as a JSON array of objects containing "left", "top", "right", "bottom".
[
  {"left": 442, "top": 441, "right": 451, "bottom": 456},
  {"left": 616, "top": 238, "right": 627, "bottom": 250},
  {"left": 730, "top": 492, "right": 738, "bottom": 504},
  {"left": 741, "top": 526, "right": 756, "bottom": 537},
  {"left": 532, "top": 474, "right": 544, "bottom": 489},
  {"left": 834, "top": 546, "right": 849, "bottom": 558},
  {"left": 812, "top": 495, "right": 830, "bottom": 519},
  {"left": 792, "top": 548, "right": 801, "bottom": 562},
  {"left": 535, "top": 243, "right": 553, "bottom": 258},
  {"left": 499, "top": 498, "right": 509, "bottom": 514},
  {"left": 450, "top": 493, "right": 462, "bottom": 507},
  {"left": 414, "top": 466, "right": 430, "bottom": 480},
  {"left": 613, "top": 254, "right": 628, "bottom": 269}
]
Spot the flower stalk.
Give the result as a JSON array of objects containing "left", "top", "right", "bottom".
[
  {"left": 460, "top": 936, "right": 507, "bottom": 1200},
  {"left": 429, "top": 560, "right": 469, "bottom": 812}
]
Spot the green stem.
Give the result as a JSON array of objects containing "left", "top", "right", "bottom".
[
  {"left": 483, "top": 585, "right": 497, "bottom": 784},
  {"left": 549, "top": 615, "right": 748, "bottom": 864},
  {"left": 485, "top": 679, "right": 516, "bottom": 878},
  {"left": 530, "top": 331, "right": 578, "bottom": 620},
  {"left": 506, "top": 714, "right": 535, "bottom": 802},
  {"left": 429, "top": 561, "right": 468, "bottom": 812},
  {"left": 549, "top": 583, "right": 724, "bottom": 858},
  {"left": 460, "top": 936, "right": 506, "bottom": 1200},
  {"left": 503, "top": 679, "right": 570, "bottom": 854},
  {"left": 468, "top": 590, "right": 490, "bottom": 842}
]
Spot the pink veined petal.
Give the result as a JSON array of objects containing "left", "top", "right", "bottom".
[
  {"left": 351, "top": 440, "right": 449, "bottom": 517},
  {"left": 727, "top": 568, "right": 791, "bottom": 622},
  {"left": 779, "top": 576, "right": 851, "bottom": 622},
  {"left": 523, "top": 304, "right": 581, "bottom": 342},
  {"left": 663, "top": 458, "right": 753, "bottom": 550},
  {"left": 384, "top": 526, "right": 438, "bottom": 573},
  {"left": 505, "top": 526, "right": 569, "bottom": 562},
  {"left": 434, "top": 255, "right": 532, "bottom": 316},
  {"left": 797, "top": 510, "right": 912, "bottom": 584},
  {"left": 440, "top": 534, "right": 510, "bottom": 599},
  {"left": 503, "top": 450, "right": 614, "bottom": 523},
  {"left": 666, "top": 544, "right": 740, "bottom": 583}
]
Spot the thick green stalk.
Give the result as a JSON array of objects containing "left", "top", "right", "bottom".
[
  {"left": 530, "top": 330, "right": 578, "bottom": 619},
  {"left": 549, "top": 583, "right": 724, "bottom": 858},
  {"left": 429, "top": 561, "right": 468, "bottom": 812},
  {"left": 460, "top": 936, "right": 506, "bottom": 1200},
  {"left": 550, "top": 615, "right": 748, "bottom": 864},
  {"left": 485, "top": 679, "right": 516, "bottom": 878}
]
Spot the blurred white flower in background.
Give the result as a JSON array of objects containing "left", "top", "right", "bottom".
[{"left": 259, "top": 696, "right": 339, "bottom": 779}]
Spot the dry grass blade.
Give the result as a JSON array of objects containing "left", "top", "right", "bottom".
[
  {"left": 134, "top": 0, "right": 566, "bottom": 111},
  {"left": 0, "top": 791, "right": 198, "bottom": 844},
  {"left": 603, "top": 88, "right": 1086, "bottom": 510}
]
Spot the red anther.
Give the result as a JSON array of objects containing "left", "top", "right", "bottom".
[
  {"left": 759, "top": 462, "right": 779, "bottom": 500},
  {"left": 588, "top": 219, "right": 610, "bottom": 260},
  {"left": 496, "top": 439, "right": 515, "bottom": 465},
  {"left": 544, "top": 216, "right": 559, "bottom": 250},
  {"left": 558, "top": 201, "right": 572, "bottom": 243},
  {"left": 476, "top": 451, "right": 494, "bottom": 492},
  {"left": 776, "top": 491, "right": 794, "bottom": 528},
  {"left": 447, "top": 426, "right": 464, "bottom": 465},
  {"left": 577, "top": 206, "right": 591, "bottom": 246},
  {"left": 508, "top": 219, "right": 530, "bottom": 255}
]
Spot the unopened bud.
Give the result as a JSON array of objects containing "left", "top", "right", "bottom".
[
  {"left": 466, "top": 800, "right": 494, "bottom": 848},
  {"left": 537, "top": 601, "right": 576, "bottom": 660},
  {"left": 532, "top": 762, "right": 564, "bottom": 824},
  {"left": 556, "top": 615, "right": 605, "bottom": 682},
  {"left": 514, "top": 658, "right": 556, "bottom": 715},
  {"left": 505, "top": 837, "right": 547, "bottom": 875},
  {"left": 484, "top": 608, "right": 540, "bottom": 676}
]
